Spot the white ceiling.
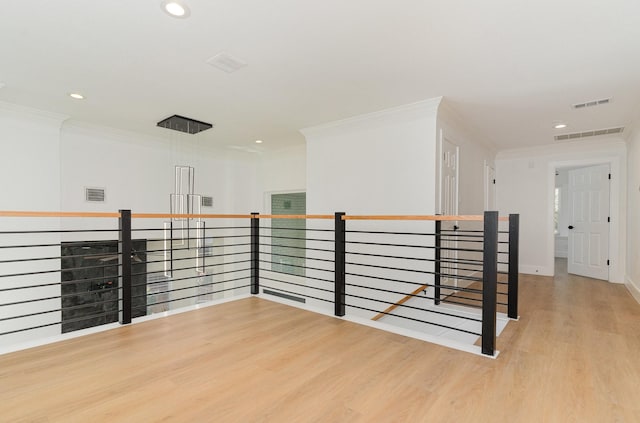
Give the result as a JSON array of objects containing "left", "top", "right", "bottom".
[{"left": 1, "top": 0, "right": 639, "bottom": 151}]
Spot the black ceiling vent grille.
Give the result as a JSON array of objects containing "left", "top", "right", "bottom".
[{"left": 157, "top": 115, "right": 213, "bottom": 135}]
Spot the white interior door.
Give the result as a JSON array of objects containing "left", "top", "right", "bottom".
[
  {"left": 485, "top": 164, "right": 496, "bottom": 211},
  {"left": 567, "top": 164, "right": 610, "bottom": 280},
  {"left": 440, "top": 138, "right": 459, "bottom": 289}
]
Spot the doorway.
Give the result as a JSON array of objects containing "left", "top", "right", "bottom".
[
  {"left": 554, "top": 164, "right": 610, "bottom": 281},
  {"left": 440, "top": 137, "right": 459, "bottom": 291}
]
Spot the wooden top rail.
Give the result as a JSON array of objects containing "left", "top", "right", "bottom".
[
  {"left": 0, "top": 211, "right": 121, "bottom": 218},
  {"left": 0, "top": 211, "right": 510, "bottom": 221},
  {"left": 131, "top": 213, "right": 254, "bottom": 219},
  {"left": 342, "top": 215, "right": 509, "bottom": 221},
  {"left": 256, "top": 214, "right": 335, "bottom": 220}
]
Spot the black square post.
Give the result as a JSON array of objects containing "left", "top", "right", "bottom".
[
  {"left": 251, "top": 213, "right": 260, "bottom": 295},
  {"left": 508, "top": 214, "right": 520, "bottom": 319},
  {"left": 334, "top": 212, "right": 346, "bottom": 317},
  {"left": 481, "top": 211, "right": 498, "bottom": 356},
  {"left": 434, "top": 219, "right": 442, "bottom": 305},
  {"left": 119, "top": 209, "right": 132, "bottom": 324}
]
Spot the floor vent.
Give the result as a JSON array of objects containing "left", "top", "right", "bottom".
[
  {"left": 157, "top": 115, "right": 213, "bottom": 135},
  {"left": 85, "top": 187, "right": 105, "bottom": 202},
  {"left": 555, "top": 126, "right": 624, "bottom": 141},
  {"left": 263, "top": 289, "right": 306, "bottom": 303},
  {"left": 572, "top": 98, "right": 611, "bottom": 109}
]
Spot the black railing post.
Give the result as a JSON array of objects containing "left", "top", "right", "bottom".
[
  {"left": 251, "top": 212, "right": 260, "bottom": 295},
  {"left": 481, "top": 211, "right": 498, "bottom": 356},
  {"left": 334, "top": 212, "right": 346, "bottom": 317},
  {"left": 119, "top": 209, "right": 132, "bottom": 325},
  {"left": 508, "top": 214, "right": 520, "bottom": 320},
  {"left": 434, "top": 218, "right": 442, "bottom": 305}
]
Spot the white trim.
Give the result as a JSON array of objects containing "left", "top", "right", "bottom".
[
  {"left": 625, "top": 276, "right": 640, "bottom": 304},
  {"left": 520, "top": 264, "right": 554, "bottom": 276},
  {"left": 0, "top": 100, "right": 69, "bottom": 123},
  {"left": 300, "top": 97, "right": 442, "bottom": 138}
]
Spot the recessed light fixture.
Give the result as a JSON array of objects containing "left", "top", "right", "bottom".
[
  {"left": 162, "top": 1, "right": 190, "bottom": 18},
  {"left": 69, "top": 93, "right": 85, "bottom": 100},
  {"left": 553, "top": 123, "right": 567, "bottom": 129},
  {"left": 255, "top": 140, "right": 263, "bottom": 144}
]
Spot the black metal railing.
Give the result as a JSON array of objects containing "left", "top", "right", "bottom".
[
  {"left": 1, "top": 210, "right": 519, "bottom": 357},
  {"left": 341, "top": 213, "right": 502, "bottom": 355},
  {"left": 255, "top": 213, "right": 336, "bottom": 307},
  {"left": 0, "top": 211, "right": 253, "bottom": 349}
]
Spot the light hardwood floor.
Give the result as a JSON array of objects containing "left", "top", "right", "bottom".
[{"left": 2, "top": 261, "right": 640, "bottom": 422}]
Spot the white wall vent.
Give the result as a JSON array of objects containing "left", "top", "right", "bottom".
[
  {"left": 572, "top": 98, "right": 611, "bottom": 109},
  {"left": 555, "top": 126, "right": 624, "bottom": 141},
  {"left": 201, "top": 196, "right": 213, "bottom": 207},
  {"left": 85, "top": 187, "right": 105, "bottom": 202}
]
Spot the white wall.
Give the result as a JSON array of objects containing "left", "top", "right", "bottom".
[
  {"left": 0, "top": 102, "right": 66, "bottom": 211},
  {"left": 303, "top": 98, "right": 440, "bottom": 215},
  {"left": 496, "top": 138, "right": 627, "bottom": 281},
  {"left": 626, "top": 127, "right": 640, "bottom": 302},
  {"left": 258, "top": 144, "right": 306, "bottom": 213},
  {"left": 259, "top": 144, "right": 306, "bottom": 197},
  {"left": 0, "top": 102, "right": 67, "bottom": 346},
  {"left": 60, "top": 120, "right": 260, "bottom": 214},
  {"left": 554, "top": 169, "right": 569, "bottom": 258},
  {"left": 436, "top": 101, "right": 497, "bottom": 215},
  {"left": 300, "top": 99, "right": 440, "bottom": 317}
]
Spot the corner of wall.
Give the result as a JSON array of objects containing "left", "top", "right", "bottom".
[{"left": 625, "top": 276, "right": 640, "bottom": 305}]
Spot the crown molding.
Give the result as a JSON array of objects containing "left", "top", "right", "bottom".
[
  {"left": 0, "top": 100, "right": 69, "bottom": 125},
  {"left": 300, "top": 97, "right": 442, "bottom": 139}
]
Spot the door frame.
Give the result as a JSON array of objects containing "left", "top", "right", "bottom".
[{"left": 548, "top": 157, "right": 623, "bottom": 283}]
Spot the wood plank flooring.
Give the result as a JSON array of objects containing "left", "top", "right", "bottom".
[{"left": 2, "top": 261, "right": 640, "bottom": 422}]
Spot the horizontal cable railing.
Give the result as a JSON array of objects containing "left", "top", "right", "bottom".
[
  {"left": 256, "top": 214, "right": 336, "bottom": 307},
  {"left": 0, "top": 212, "right": 252, "bottom": 347},
  {"left": 1, "top": 210, "right": 519, "bottom": 357}
]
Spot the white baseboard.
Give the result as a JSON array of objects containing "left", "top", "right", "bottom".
[
  {"left": 520, "top": 264, "right": 554, "bottom": 276},
  {"left": 625, "top": 276, "right": 640, "bottom": 305}
]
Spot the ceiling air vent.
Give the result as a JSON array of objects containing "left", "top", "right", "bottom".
[
  {"left": 206, "top": 52, "right": 248, "bottom": 73},
  {"left": 157, "top": 115, "right": 213, "bottom": 135},
  {"left": 201, "top": 196, "right": 213, "bottom": 207},
  {"left": 85, "top": 187, "right": 105, "bottom": 202},
  {"left": 572, "top": 98, "right": 611, "bottom": 109},
  {"left": 555, "top": 127, "right": 624, "bottom": 141}
]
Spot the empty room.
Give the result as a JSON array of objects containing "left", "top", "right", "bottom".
[{"left": 1, "top": 1, "right": 640, "bottom": 421}]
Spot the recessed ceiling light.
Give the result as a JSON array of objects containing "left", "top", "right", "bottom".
[
  {"left": 553, "top": 123, "right": 567, "bottom": 129},
  {"left": 69, "top": 93, "right": 85, "bottom": 100},
  {"left": 162, "top": 1, "right": 190, "bottom": 18},
  {"left": 255, "top": 139, "right": 263, "bottom": 144}
]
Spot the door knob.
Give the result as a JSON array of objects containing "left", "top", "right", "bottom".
[{"left": 568, "top": 225, "right": 574, "bottom": 229}]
